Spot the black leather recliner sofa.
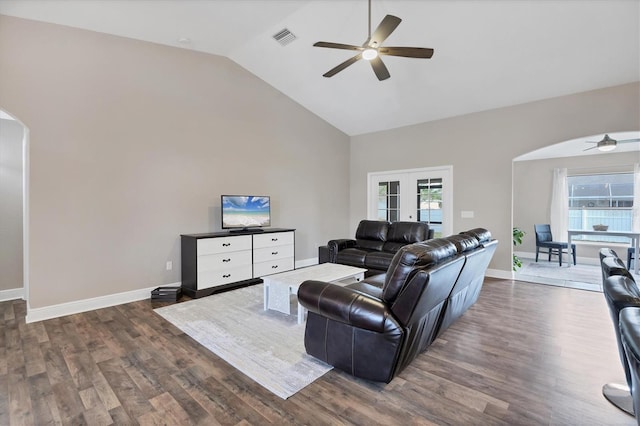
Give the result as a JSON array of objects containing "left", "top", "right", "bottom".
[
  {"left": 619, "top": 307, "right": 640, "bottom": 423},
  {"left": 436, "top": 229, "right": 498, "bottom": 337},
  {"left": 320, "top": 220, "right": 434, "bottom": 275},
  {"left": 600, "top": 247, "right": 639, "bottom": 416},
  {"left": 298, "top": 228, "right": 497, "bottom": 383}
]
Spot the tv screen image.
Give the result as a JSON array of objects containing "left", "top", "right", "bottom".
[{"left": 221, "top": 195, "right": 271, "bottom": 229}]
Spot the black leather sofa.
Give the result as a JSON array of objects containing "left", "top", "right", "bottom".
[
  {"left": 600, "top": 247, "right": 639, "bottom": 416},
  {"left": 298, "top": 228, "right": 497, "bottom": 383},
  {"left": 436, "top": 229, "right": 498, "bottom": 337},
  {"left": 619, "top": 307, "right": 640, "bottom": 423},
  {"left": 320, "top": 220, "right": 434, "bottom": 275}
]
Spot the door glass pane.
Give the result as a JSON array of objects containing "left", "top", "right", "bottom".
[
  {"left": 378, "top": 181, "right": 400, "bottom": 222},
  {"left": 417, "top": 178, "right": 443, "bottom": 237}
]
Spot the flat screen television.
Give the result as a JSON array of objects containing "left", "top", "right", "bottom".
[{"left": 221, "top": 195, "right": 271, "bottom": 231}]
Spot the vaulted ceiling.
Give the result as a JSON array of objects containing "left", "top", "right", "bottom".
[{"left": 0, "top": 0, "right": 638, "bottom": 137}]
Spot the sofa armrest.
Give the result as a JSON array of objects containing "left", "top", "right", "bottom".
[
  {"left": 298, "top": 280, "right": 398, "bottom": 333},
  {"left": 327, "top": 239, "right": 357, "bottom": 262},
  {"left": 318, "top": 246, "right": 330, "bottom": 264}
]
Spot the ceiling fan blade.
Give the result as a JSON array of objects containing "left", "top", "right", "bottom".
[
  {"left": 369, "top": 15, "right": 402, "bottom": 47},
  {"left": 370, "top": 56, "right": 390, "bottom": 81},
  {"left": 378, "top": 46, "right": 435, "bottom": 58},
  {"left": 583, "top": 145, "right": 598, "bottom": 151},
  {"left": 619, "top": 138, "right": 640, "bottom": 143},
  {"left": 322, "top": 53, "right": 363, "bottom": 78},
  {"left": 314, "top": 41, "right": 363, "bottom": 51}
]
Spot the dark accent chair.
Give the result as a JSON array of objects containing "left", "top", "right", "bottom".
[
  {"left": 619, "top": 307, "right": 640, "bottom": 424},
  {"left": 298, "top": 228, "right": 497, "bottom": 383},
  {"left": 601, "top": 247, "right": 638, "bottom": 416},
  {"left": 324, "top": 220, "right": 434, "bottom": 275},
  {"left": 534, "top": 224, "right": 576, "bottom": 266}
]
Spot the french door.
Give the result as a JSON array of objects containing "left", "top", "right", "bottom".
[{"left": 368, "top": 166, "right": 453, "bottom": 238}]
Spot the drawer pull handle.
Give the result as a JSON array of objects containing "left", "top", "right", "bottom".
[
  {"left": 272, "top": 265, "right": 278, "bottom": 269},
  {"left": 222, "top": 243, "right": 231, "bottom": 247},
  {"left": 223, "top": 274, "right": 231, "bottom": 278},
  {"left": 272, "top": 251, "right": 278, "bottom": 255},
  {"left": 222, "top": 258, "right": 231, "bottom": 263},
  {"left": 271, "top": 238, "right": 278, "bottom": 241}
]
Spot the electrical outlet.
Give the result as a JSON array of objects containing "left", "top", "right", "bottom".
[{"left": 166, "top": 261, "right": 173, "bottom": 271}]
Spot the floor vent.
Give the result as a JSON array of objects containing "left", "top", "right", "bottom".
[{"left": 273, "top": 28, "right": 297, "bottom": 46}]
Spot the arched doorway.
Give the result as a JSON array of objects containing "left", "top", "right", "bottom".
[
  {"left": 0, "top": 109, "right": 29, "bottom": 305},
  {"left": 512, "top": 131, "right": 640, "bottom": 291}
]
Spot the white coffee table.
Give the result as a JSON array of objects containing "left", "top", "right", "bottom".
[{"left": 263, "top": 263, "right": 367, "bottom": 324}]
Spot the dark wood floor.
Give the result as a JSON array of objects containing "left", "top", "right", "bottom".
[{"left": 0, "top": 278, "right": 635, "bottom": 425}]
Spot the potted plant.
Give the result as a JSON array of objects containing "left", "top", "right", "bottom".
[{"left": 513, "top": 227, "right": 525, "bottom": 271}]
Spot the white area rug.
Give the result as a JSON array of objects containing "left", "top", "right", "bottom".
[
  {"left": 154, "top": 284, "right": 331, "bottom": 399},
  {"left": 516, "top": 259, "right": 602, "bottom": 291}
]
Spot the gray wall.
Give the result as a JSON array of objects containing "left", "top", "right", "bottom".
[
  {"left": 0, "top": 117, "right": 24, "bottom": 291},
  {"left": 514, "top": 152, "right": 639, "bottom": 260},
  {"left": 0, "top": 15, "right": 351, "bottom": 309},
  {"left": 351, "top": 82, "right": 640, "bottom": 273},
  {"left": 1, "top": 13, "right": 638, "bottom": 310}
]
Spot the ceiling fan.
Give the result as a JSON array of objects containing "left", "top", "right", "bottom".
[
  {"left": 313, "top": 0, "right": 434, "bottom": 81},
  {"left": 583, "top": 134, "right": 640, "bottom": 152}
]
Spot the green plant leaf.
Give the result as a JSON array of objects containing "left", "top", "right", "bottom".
[{"left": 513, "top": 227, "right": 525, "bottom": 270}]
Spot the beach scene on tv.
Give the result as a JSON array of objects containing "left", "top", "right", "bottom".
[{"left": 222, "top": 196, "right": 271, "bottom": 228}]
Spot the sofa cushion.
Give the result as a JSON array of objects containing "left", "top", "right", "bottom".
[
  {"left": 336, "top": 248, "right": 369, "bottom": 268},
  {"left": 347, "top": 280, "right": 384, "bottom": 299},
  {"left": 461, "top": 228, "right": 492, "bottom": 244},
  {"left": 382, "top": 238, "right": 457, "bottom": 304},
  {"left": 356, "top": 220, "right": 389, "bottom": 241},
  {"left": 355, "top": 220, "right": 389, "bottom": 251},
  {"left": 361, "top": 273, "right": 385, "bottom": 288},
  {"left": 602, "top": 256, "right": 634, "bottom": 281},
  {"left": 364, "top": 251, "right": 396, "bottom": 271},
  {"left": 382, "top": 222, "right": 430, "bottom": 253},
  {"left": 444, "top": 234, "right": 480, "bottom": 253},
  {"left": 600, "top": 247, "right": 619, "bottom": 260},
  {"left": 356, "top": 239, "right": 385, "bottom": 251}
]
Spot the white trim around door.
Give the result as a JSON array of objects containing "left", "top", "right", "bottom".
[{"left": 367, "top": 165, "right": 453, "bottom": 237}]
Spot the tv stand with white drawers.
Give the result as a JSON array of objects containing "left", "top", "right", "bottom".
[{"left": 180, "top": 228, "right": 295, "bottom": 298}]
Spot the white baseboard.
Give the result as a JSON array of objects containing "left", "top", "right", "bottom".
[
  {"left": 486, "top": 268, "right": 514, "bottom": 280},
  {"left": 25, "top": 281, "right": 181, "bottom": 324},
  {"left": 0, "top": 287, "right": 24, "bottom": 302},
  {"left": 25, "top": 259, "right": 320, "bottom": 324},
  {"left": 21, "top": 256, "right": 514, "bottom": 323},
  {"left": 515, "top": 250, "right": 599, "bottom": 266}
]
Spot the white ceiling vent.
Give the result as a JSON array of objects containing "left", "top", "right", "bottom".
[{"left": 273, "top": 28, "right": 297, "bottom": 46}]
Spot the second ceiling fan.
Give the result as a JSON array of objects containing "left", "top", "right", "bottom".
[
  {"left": 584, "top": 134, "right": 640, "bottom": 151},
  {"left": 314, "top": 0, "right": 434, "bottom": 81}
]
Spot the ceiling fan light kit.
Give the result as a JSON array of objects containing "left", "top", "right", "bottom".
[
  {"left": 598, "top": 140, "right": 617, "bottom": 152},
  {"left": 362, "top": 48, "right": 378, "bottom": 60},
  {"left": 583, "top": 134, "right": 640, "bottom": 152},
  {"left": 314, "top": 0, "right": 434, "bottom": 81}
]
